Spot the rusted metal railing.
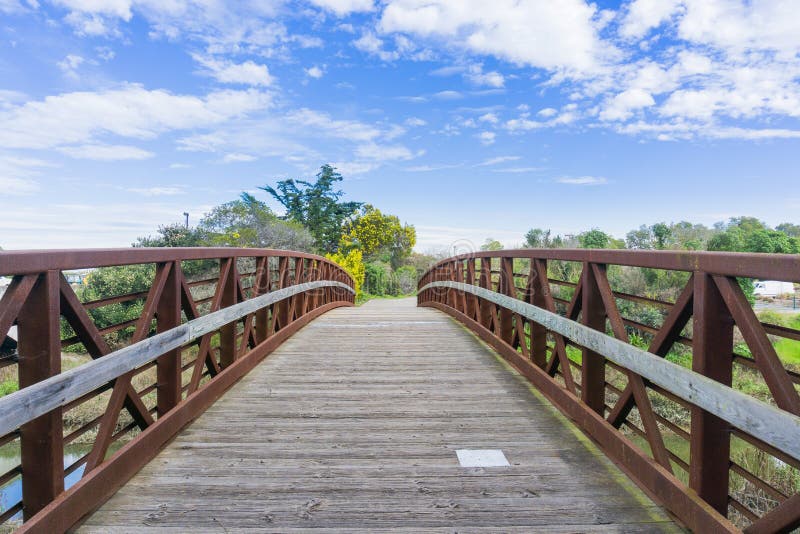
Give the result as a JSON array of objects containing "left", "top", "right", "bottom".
[
  {"left": 418, "top": 249, "right": 800, "bottom": 534},
  {"left": 0, "top": 248, "right": 354, "bottom": 531}
]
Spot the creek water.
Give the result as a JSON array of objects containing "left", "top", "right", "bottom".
[{"left": 0, "top": 442, "right": 96, "bottom": 521}]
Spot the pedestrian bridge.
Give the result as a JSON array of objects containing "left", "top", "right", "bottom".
[{"left": 0, "top": 248, "right": 798, "bottom": 533}]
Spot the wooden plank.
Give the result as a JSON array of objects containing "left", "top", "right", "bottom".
[
  {"left": 420, "top": 281, "right": 800, "bottom": 463},
  {"left": 0, "top": 280, "right": 354, "bottom": 437},
  {"left": 78, "top": 298, "right": 677, "bottom": 532}
]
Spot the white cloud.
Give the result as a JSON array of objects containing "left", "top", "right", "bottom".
[
  {"left": 404, "top": 162, "right": 461, "bottom": 171},
  {"left": 355, "top": 142, "right": 420, "bottom": 161},
  {"left": 58, "top": 143, "right": 154, "bottom": 160},
  {"left": 57, "top": 54, "right": 85, "bottom": 79},
  {"left": 305, "top": 65, "right": 324, "bottom": 79},
  {"left": 619, "top": 0, "right": 682, "bottom": 39},
  {"left": 0, "top": 201, "right": 215, "bottom": 249},
  {"left": 600, "top": 88, "right": 655, "bottom": 121},
  {"left": 286, "top": 108, "right": 382, "bottom": 142},
  {"left": 331, "top": 161, "right": 379, "bottom": 175},
  {"left": 0, "top": 85, "right": 271, "bottom": 150},
  {"left": 353, "top": 32, "right": 399, "bottom": 61},
  {"left": 0, "top": 156, "right": 51, "bottom": 196},
  {"left": 0, "top": 0, "right": 34, "bottom": 14},
  {"left": 433, "top": 90, "right": 462, "bottom": 100},
  {"left": 465, "top": 64, "right": 504, "bottom": 88},
  {"left": 476, "top": 155, "right": 519, "bottom": 166},
  {"left": 192, "top": 55, "right": 273, "bottom": 87},
  {"left": 405, "top": 117, "right": 426, "bottom": 127},
  {"left": 478, "top": 112, "right": 498, "bottom": 124},
  {"left": 0, "top": 177, "right": 40, "bottom": 196},
  {"left": 492, "top": 166, "right": 542, "bottom": 173},
  {"left": 537, "top": 108, "right": 557, "bottom": 118},
  {"left": 53, "top": 0, "right": 133, "bottom": 20},
  {"left": 126, "top": 186, "right": 184, "bottom": 196},
  {"left": 222, "top": 152, "right": 257, "bottom": 162},
  {"left": 308, "top": 0, "right": 373, "bottom": 16},
  {"left": 557, "top": 176, "right": 607, "bottom": 185},
  {"left": 379, "top": 0, "right": 614, "bottom": 75},
  {"left": 477, "top": 131, "right": 495, "bottom": 145}
]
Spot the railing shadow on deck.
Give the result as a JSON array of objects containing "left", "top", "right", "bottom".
[
  {"left": 0, "top": 248, "right": 354, "bottom": 532},
  {"left": 418, "top": 249, "right": 800, "bottom": 534}
]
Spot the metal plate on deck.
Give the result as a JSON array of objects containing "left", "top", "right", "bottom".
[{"left": 456, "top": 449, "right": 510, "bottom": 467}]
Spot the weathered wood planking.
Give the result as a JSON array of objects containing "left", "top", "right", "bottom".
[
  {"left": 0, "top": 280, "right": 353, "bottom": 438},
  {"left": 78, "top": 298, "right": 680, "bottom": 532},
  {"left": 421, "top": 280, "right": 800, "bottom": 463}
]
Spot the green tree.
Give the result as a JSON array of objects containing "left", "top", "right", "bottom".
[
  {"left": 261, "top": 164, "right": 362, "bottom": 253},
  {"left": 199, "top": 193, "right": 315, "bottom": 251},
  {"left": 670, "top": 221, "right": 712, "bottom": 250},
  {"left": 364, "top": 261, "right": 394, "bottom": 296},
  {"left": 776, "top": 223, "right": 800, "bottom": 237},
  {"left": 578, "top": 229, "right": 611, "bottom": 249},
  {"left": 652, "top": 223, "right": 671, "bottom": 249},
  {"left": 134, "top": 224, "right": 205, "bottom": 248},
  {"left": 626, "top": 225, "right": 653, "bottom": 250},
  {"left": 524, "top": 228, "right": 565, "bottom": 248},
  {"left": 480, "top": 238, "right": 504, "bottom": 251},
  {"left": 340, "top": 205, "right": 416, "bottom": 268}
]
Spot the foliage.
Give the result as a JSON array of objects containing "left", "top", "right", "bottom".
[
  {"left": 707, "top": 217, "right": 800, "bottom": 303},
  {"left": 626, "top": 223, "right": 671, "bottom": 250},
  {"left": 198, "top": 193, "right": 315, "bottom": 251},
  {"left": 326, "top": 248, "right": 365, "bottom": 295},
  {"left": 0, "top": 379, "right": 18, "bottom": 396},
  {"left": 524, "top": 228, "right": 565, "bottom": 248},
  {"left": 578, "top": 229, "right": 611, "bottom": 249},
  {"left": 480, "top": 238, "right": 504, "bottom": 251},
  {"left": 776, "top": 223, "right": 800, "bottom": 238},
  {"left": 134, "top": 223, "right": 205, "bottom": 248},
  {"left": 261, "top": 164, "right": 362, "bottom": 253},
  {"left": 361, "top": 262, "right": 418, "bottom": 296},
  {"left": 67, "top": 263, "right": 154, "bottom": 348},
  {"left": 395, "top": 265, "right": 418, "bottom": 294},
  {"left": 364, "top": 261, "right": 394, "bottom": 296},
  {"left": 340, "top": 205, "right": 416, "bottom": 268}
]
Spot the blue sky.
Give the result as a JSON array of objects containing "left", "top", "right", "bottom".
[{"left": 0, "top": 0, "right": 798, "bottom": 252}]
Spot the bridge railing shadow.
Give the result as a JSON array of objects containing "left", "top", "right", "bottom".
[
  {"left": 418, "top": 249, "right": 800, "bottom": 534},
  {"left": 0, "top": 248, "right": 354, "bottom": 532}
]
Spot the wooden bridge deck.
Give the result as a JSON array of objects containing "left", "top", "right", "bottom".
[{"left": 78, "top": 298, "right": 680, "bottom": 532}]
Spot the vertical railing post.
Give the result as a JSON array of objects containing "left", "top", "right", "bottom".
[
  {"left": 453, "top": 260, "right": 466, "bottom": 313},
  {"left": 275, "top": 257, "right": 290, "bottom": 331},
  {"left": 307, "top": 260, "right": 318, "bottom": 313},
  {"left": 465, "top": 259, "right": 477, "bottom": 319},
  {"left": 498, "top": 257, "right": 515, "bottom": 345},
  {"left": 289, "top": 258, "right": 303, "bottom": 321},
  {"left": 17, "top": 270, "right": 64, "bottom": 519},
  {"left": 690, "top": 272, "right": 734, "bottom": 515},
  {"left": 255, "top": 257, "right": 270, "bottom": 344},
  {"left": 530, "top": 259, "right": 548, "bottom": 368},
  {"left": 444, "top": 263, "right": 454, "bottom": 308},
  {"left": 156, "top": 261, "right": 182, "bottom": 415},
  {"left": 219, "top": 258, "right": 238, "bottom": 369},
  {"left": 479, "top": 258, "right": 493, "bottom": 330},
  {"left": 581, "top": 262, "right": 606, "bottom": 415}
]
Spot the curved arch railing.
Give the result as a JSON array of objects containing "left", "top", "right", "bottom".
[
  {"left": 418, "top": 249, "right": 800, "bottom": 534},
  {"left": 0, "top": 248, "right": 354, "bottom": 531}
]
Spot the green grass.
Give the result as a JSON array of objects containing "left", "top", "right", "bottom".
[
  {"left": 0, "top": 380, "right": 17, "bottom": 396},
  {"left": 757, "top": 311, "right": 800, "bottom": 366},
  {"left": 775, "top": 338, "right": 800, "bottom": 365}
]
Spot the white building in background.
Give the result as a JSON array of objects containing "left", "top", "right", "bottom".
[{"left": 754, "top": 281, "right": 796, "bottom": 297}]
